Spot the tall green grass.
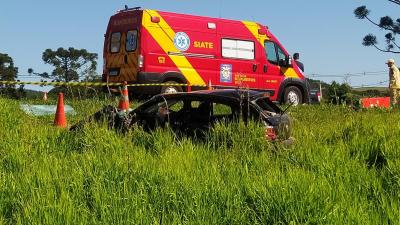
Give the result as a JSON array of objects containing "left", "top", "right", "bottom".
[{"left": 0, "top": 97, "right": 399, "bottom": 224}]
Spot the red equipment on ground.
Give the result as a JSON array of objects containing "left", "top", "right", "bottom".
[{"left": 361, "top": 97, "right": 390, "bottom": 109}]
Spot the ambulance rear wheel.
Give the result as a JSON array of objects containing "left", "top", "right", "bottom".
[
  {"left": 161, "top": 81, "right": 183, "bottom": 94},
  {"left": 283, "top": 86, "right": 302, "bottom": 106}
]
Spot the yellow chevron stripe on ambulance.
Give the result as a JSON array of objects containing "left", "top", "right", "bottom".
[{"left": 142, "top": 10, "right": 206, "bottom": 85}]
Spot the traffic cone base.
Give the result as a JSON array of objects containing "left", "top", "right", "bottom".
[{"left": 54, "top": 92, "right": 67, "bottom": 128}]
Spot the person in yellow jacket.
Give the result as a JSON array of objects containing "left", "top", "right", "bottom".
[{"left": 387, "top": 59, "right": 400, "bottom": 106}]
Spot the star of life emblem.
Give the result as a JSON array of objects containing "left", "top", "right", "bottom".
[{"left": 173, "top": 32, "right": 190, "bottom": 52}]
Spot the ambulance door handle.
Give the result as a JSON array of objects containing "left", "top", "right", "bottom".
[
  {"left": 124, "top": 55, "right": 128, "bottom": 64},
  {"left": 264, "top": 65, "right": 268, "bottom": 73},
  {"left": 252, "top": 64, "right": 257, "bottom": 72}
]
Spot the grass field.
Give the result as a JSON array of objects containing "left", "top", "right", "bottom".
[{"left": 0, "top": 95, "right": 400, "bottom": 224}]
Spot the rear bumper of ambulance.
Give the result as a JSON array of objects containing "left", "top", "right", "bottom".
[{"left": 133, "top": 72, "right": 163, "bottom": 94}]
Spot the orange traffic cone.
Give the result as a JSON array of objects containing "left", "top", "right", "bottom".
[
  {"left": 54, "top": 92, "right": 67, "bottom": 128},
  {"left": 208, "top": 80, "right": 213, "bottom": 90},
  {"left": 43, "top": 92, "right": 48, "bottom": 101},
  {"left": 118, "top": 81, "right": 130, "bottom": 111}
]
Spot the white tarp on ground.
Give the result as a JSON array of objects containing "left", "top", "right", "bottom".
[{"left": 20, "top": 104, "right": 75, "bottom": 116}]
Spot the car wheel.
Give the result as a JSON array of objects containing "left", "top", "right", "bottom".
[
  {"left": 283, "top": 86, "right": 302, "bottom": 106},
  {"left": 161, "top": 81, "right": 183, "bottom": 94}
]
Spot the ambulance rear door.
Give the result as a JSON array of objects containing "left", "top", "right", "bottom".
[{"left": 105, "top": 10, "right": 142, "bottom": 83}]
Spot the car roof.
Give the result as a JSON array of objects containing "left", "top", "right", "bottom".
[
  {"left": 134, "top": 89, "right": 282, "bottom": 113},
  {"left": 135, "top": 89, "right": 271, "bottom": 109}
]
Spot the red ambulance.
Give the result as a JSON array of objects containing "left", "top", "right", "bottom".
[{"left": 103, "top": 7, "right": 309, "bottom": 104}]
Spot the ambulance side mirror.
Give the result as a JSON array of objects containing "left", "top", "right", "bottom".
[{"left": 287, "top": 56, "right": 292, "bottom": 67}]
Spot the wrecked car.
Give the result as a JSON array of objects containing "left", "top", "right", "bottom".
[{"left": 71, "top": 89, "right": 293, "bottom": 143}]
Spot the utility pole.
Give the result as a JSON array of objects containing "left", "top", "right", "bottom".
[
  {"left": 319, "top": 82, "right": 323, "bottom": 101},
  {"left": 334, "top": 87, "right": 338, "bottom": 105},
  {"left": 343, "top": 73, "right": 350, "bottom": 85}
]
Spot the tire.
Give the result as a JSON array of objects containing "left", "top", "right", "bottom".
[
  {"left": 283, "top": 86, "right": 302, "bottom": 106},
  {"left": 160, "top": 81, "right": 183, "bottom": 94}
]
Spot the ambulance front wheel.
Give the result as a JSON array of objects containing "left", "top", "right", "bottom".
[
  {"left": 161, "top": 81, "right": 183, "bottom": 94},
  {"left": 283, "top": 86, "right": 302, "bottom": 106}
]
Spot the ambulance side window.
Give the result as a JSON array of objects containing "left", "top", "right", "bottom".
[
  {"left": 110, "top": 32, "right": 121, "bottom": 53},
  {"left": 222, "top": 38, "right": 255, "bottom": 60},
  {"left": 126, "top": 30, "right": 138, "bottom": 52},
  {"left": 265, "top": 41, "right": 278, "bottom": 64}
]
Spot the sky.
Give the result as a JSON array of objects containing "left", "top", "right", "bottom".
[{"left": 0, "top": 0, "right": 398, "bottom": 90}]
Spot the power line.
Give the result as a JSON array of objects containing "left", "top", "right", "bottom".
[
  {"left": 309, "top": 70, "right": 388, "bottom": 78},
  {"left": 352, "top": 80, "right": 389, "bottom": 88},
  {"left": 17, "top": 76, "right": 45, "bottom": 78},
  {"left": 17, "top": 74, "right": 47, "bottom": 76}
]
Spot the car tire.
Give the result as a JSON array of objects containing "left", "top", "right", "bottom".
[
  {"left": 283, "top": 86, "right": 302, "bottom": 106},
  {"left": 161, "top": 81, "right": 183, "bottom": 94}
]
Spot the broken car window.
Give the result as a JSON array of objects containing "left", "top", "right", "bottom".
[{"left": 213, "top": 103, "right": 232, "bottom": 116}]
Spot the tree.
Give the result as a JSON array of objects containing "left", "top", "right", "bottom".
[
  {"left": 0, "top": 53, "right": 19, "bottom": 96},
  {"left": 326, "top": 81, "right": 352, "bottom": 104},
  {"left": 0, "top": 53, "right": 18, "bottom": 82},
  {"left": 354, "top": 1, "right": 400, "bottom": 53},
  {"left": 39, "top": 47, "right": 98, "bottom": 82}
]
